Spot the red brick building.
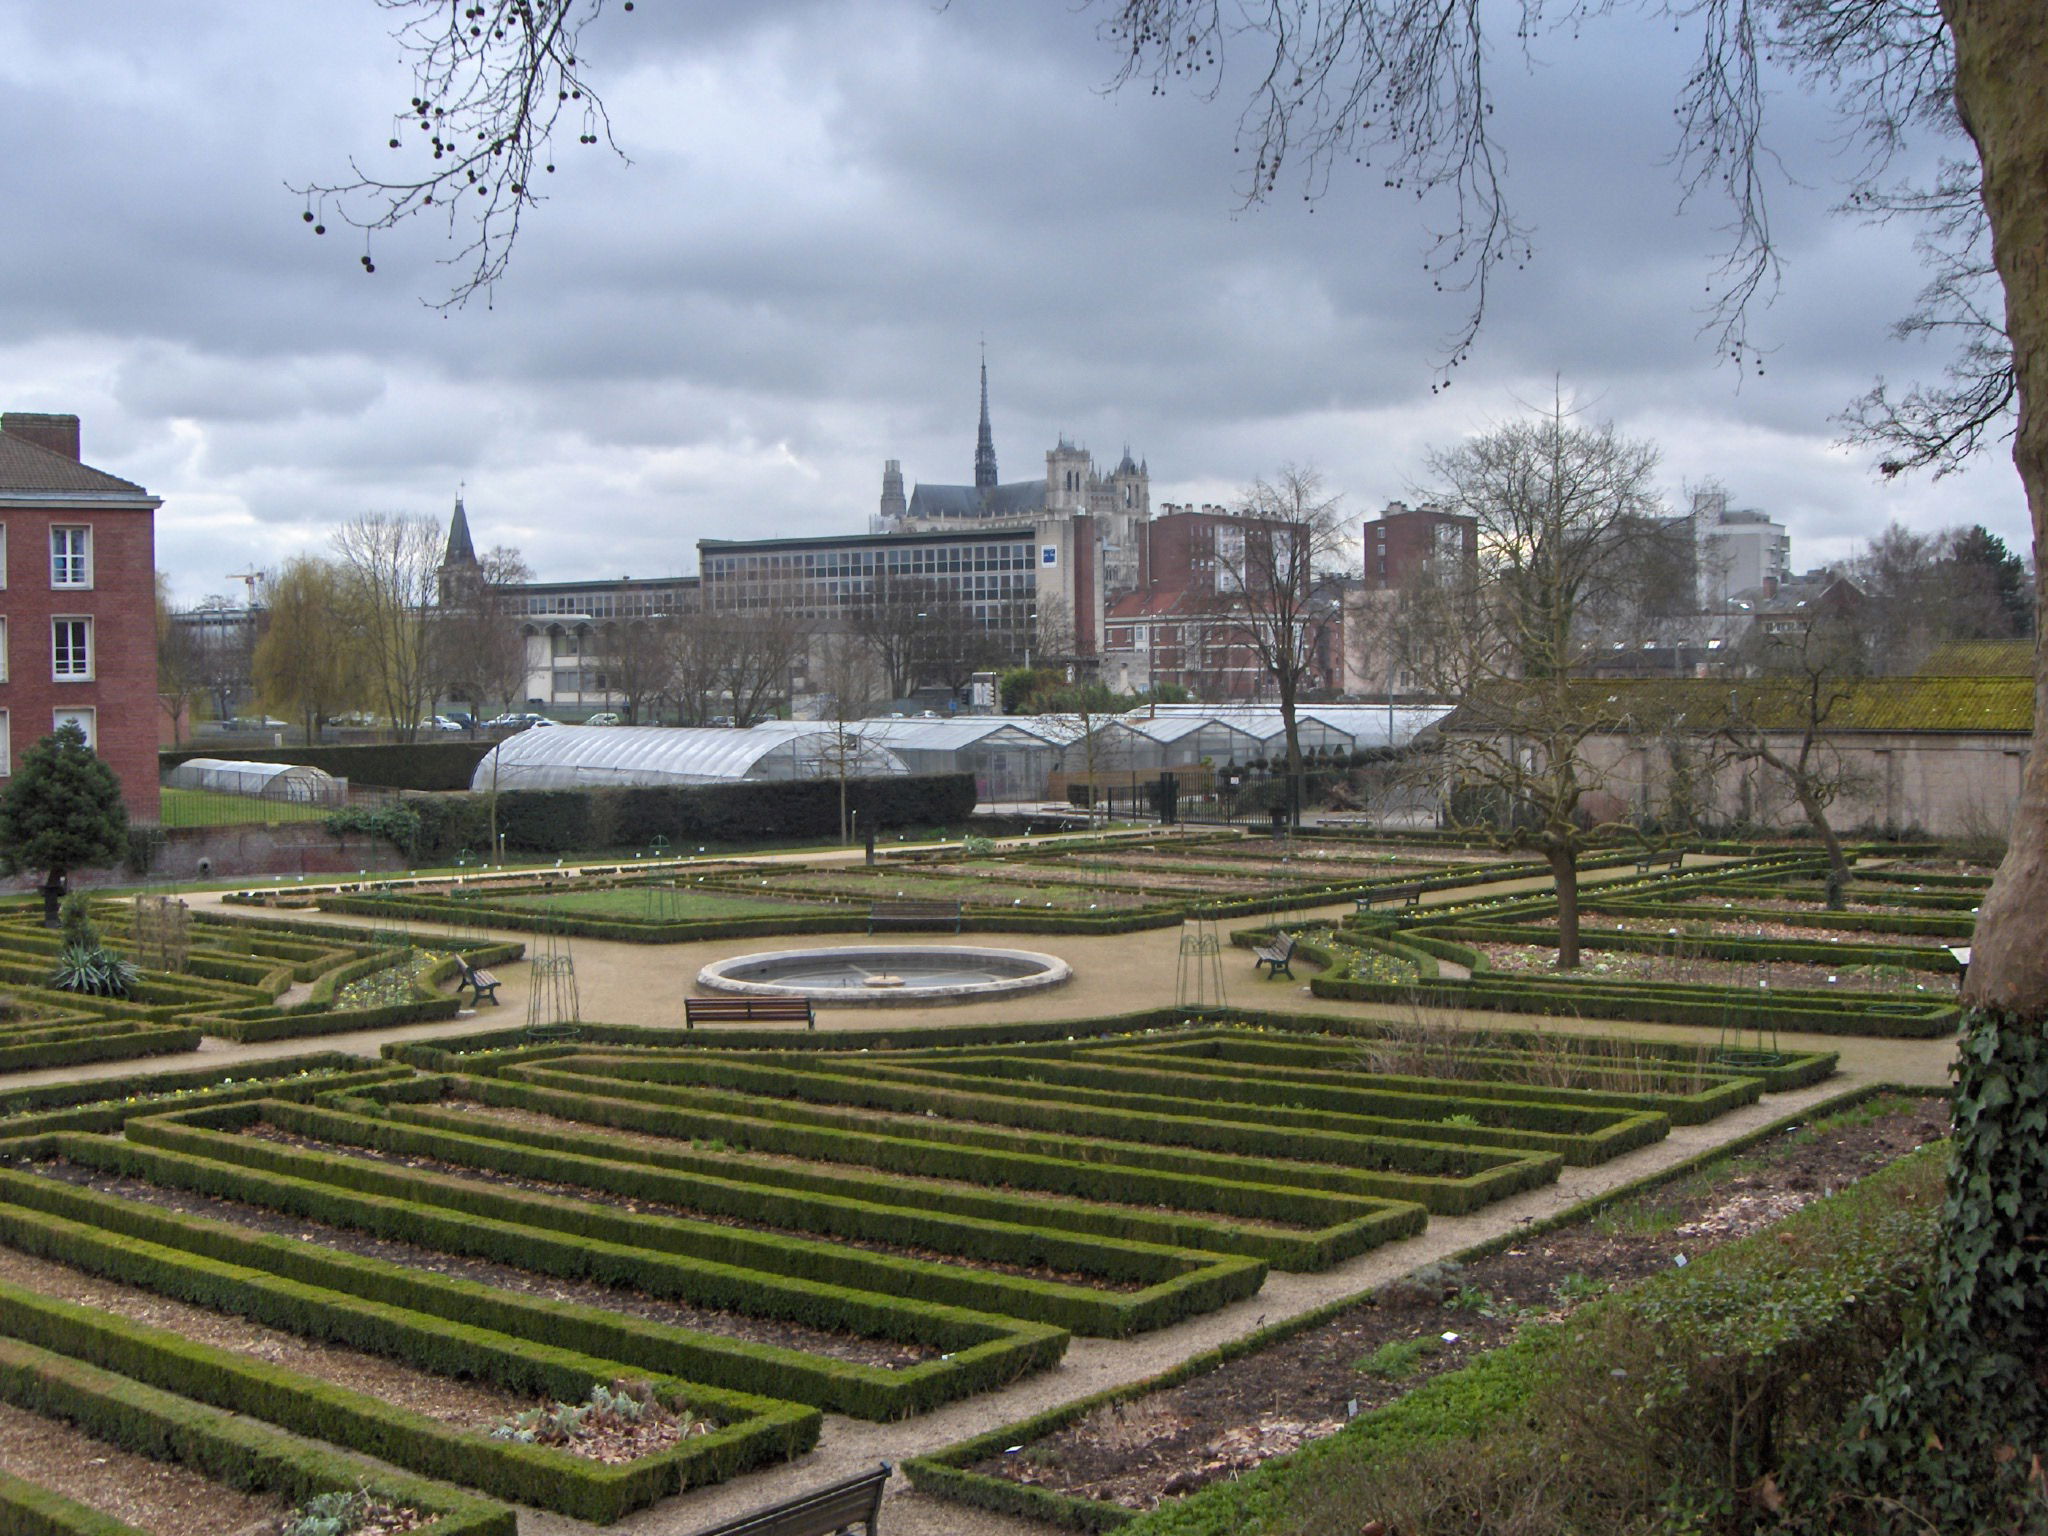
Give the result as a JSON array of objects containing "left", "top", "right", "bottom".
[
  {"left": 1361, "top": 501, "right": 1477, "bottom": 589},
  {"left": 0, "top": 414, "right": 162, "bottom": 821}
]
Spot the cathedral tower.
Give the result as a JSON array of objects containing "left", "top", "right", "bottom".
[{"left": 973, "top": 354, "right": 998, "bottom": 492}]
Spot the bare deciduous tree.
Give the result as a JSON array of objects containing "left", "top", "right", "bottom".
[
  {"left": 254, "top": 557, "right": 369, "bottom": 741},
  {"left": 1417, "top": 405, "right": 1665, "bottom": 967},
  {"left": 333, "top": 512, "right": 443, "bottom": 741},
  {"left": 1211, "top": 466, "right": 1345, "bottom": 824}
]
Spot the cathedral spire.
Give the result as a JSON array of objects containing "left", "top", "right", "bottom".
[{"left": 973, "top": 348, "right": 998, "bottom": 492}]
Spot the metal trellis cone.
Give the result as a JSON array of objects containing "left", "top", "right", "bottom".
[
  {"left": 1176, "top": 916, "right": 1227, "bottom": 1012},
  {"left": 525, "top": 924, "right": 581, "bottom": 1032}
]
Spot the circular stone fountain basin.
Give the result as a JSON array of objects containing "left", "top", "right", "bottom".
[{"left": 696, "top": 945, "right": 1071, "bottom": 1006}]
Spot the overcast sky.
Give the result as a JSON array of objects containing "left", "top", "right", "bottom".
[{"left": 0, "top": 1, "right": 2022, "bottom": 606}]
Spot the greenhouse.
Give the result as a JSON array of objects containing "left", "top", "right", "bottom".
[
  {"left": 161, "top": 758, "right": 346, "bottom": 805},
  {"left": 848, "top": 717, "right": 1072, "bottom": 802},
  {"left": 471, "top": 725, "right": 909, "bottom": 791}
]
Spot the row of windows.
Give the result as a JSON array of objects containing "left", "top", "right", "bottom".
[
  {"left": 705, "top": 543, "right": 1035, "bottom": 578},
  {"left": 0, "top": 707, "right": 95, "bottom": 775},
  {"left": 0, "top": 617, "right": 99, "bottom": 681},
  {"left": 0, "top": 527, "right": 98, "bottom": 591}
]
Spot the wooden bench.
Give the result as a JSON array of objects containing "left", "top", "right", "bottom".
[
  {"left": 1252, "top": 931, "right": 1297, "bottom": 980},
  {"left": 1635, "top": 850, "right": 1684, "bottom": 875},
  {"left": 685, "top": 995, "right": 818, "bottom": 1031},
  {"left": 867, "top": 899, "right": 963, "bottom": 934},
  {"left": 454, "top": 956, "right": 501, "bottom": 1006},
  {"left": 682, "top": 1462, "right": 890, "bottom": 1536},
  {"left": 1355, "top": 882, "right": 1425, "bottom": 912}
]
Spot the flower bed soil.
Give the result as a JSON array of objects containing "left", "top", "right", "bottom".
[
  {"left": 969, "top": 1094, "right": 1948, "bottom": 1512},
  {"left": 1470, "top": 941, "right": 1959, "bottom": 994},
  {"left": 0, "top": 1243, "right": 526, "bottom": 1432},
  {"left": 239, "top": 1122, "right": 1142, "bottom": 1292},
  {"left": 31, "top": 1161, "right": 938, "bottom": 1369},
  {"left": 0, "top": 1396, "right": 287, "bottom": 1536},
  {"left": 1590, "top": 914, "right": 1957, "bottom": 949},
  {"left": 1670, "top": 894, "right": 1974, "bottom": 919},
  {"left": 433, "top": 1099, "right": 1320, "bottom": 1235}
]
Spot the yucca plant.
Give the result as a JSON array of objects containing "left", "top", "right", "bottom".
[{"left": 48, "top": 942, "right": 139, "bottom": 998}]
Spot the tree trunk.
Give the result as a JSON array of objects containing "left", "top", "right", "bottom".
[
  {"left": 1952, "top": 0, "right": 2048, "bottom": 1017},
  {"left": 1796, "top": 787, "right": 1849, "bottom": 910},
  {"left": 1546, "top": 845, "right": 1580, "bottom": 969},
  {"left": 1836, "top": 8, "right": 2048, "bottom": 1524}
]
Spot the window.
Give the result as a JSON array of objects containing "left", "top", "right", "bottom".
[
  {"left": 52, "top": 617, "right": 92, "bottom": 680},
  {"left": 51, "top": 707, "right": 93, "bottom": 749},
  {"left": 50, "top": 526, "right": 91, "bottom": 588},
  {"left": 0, "top": 711, "right": 9, "bottom": 775},
  {"left": 0, "top": 523, "right": 7, "bottom": 588},
  {"left": 0, "top": 617, "right": 8, "bottom": 682}
]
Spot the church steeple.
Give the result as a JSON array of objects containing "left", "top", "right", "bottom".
[{"left": 973, "top": 350, "right": 998, "bottom": 492}]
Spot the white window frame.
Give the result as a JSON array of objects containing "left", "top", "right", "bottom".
[
  {"left": 0, "top": 617, "right": 9, "bottom": 683},
  {"left": 50, "top": 525, "right": 92, "bottom": 589},
  {"left": 0, "top": 523, "right": 9, "bottom": 590},
  {"left": 51, "top": 707, "right": 94, "bottom": 750},
  {"left": 0, "top": 710, "right": 10, "bottom": 775},
  {"left": 51, "top": 616, "right": 92, "bottom": 681}
]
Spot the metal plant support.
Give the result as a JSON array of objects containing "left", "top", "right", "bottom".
[{"left": 1176, "top": 915, "right": 1228, "bottom": 1012}]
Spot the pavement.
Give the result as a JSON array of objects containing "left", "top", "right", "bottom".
[{"left": 0, "top": 849, "right": 1964, "bottom": 1535}]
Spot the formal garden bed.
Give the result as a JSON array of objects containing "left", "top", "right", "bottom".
[
  {"left": 907, "top": 1089, "right": 1948, "bottom": 1526},
  {"left": 0, "top": 1003, "right": 1843, "bottom": 1526}
]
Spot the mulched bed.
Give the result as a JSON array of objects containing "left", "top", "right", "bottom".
[
  {"left": 971, "top": 1094, "right": 1949, "bottom": 1511},
  {"left": 0, "top": 1397, "right": 286, "bottom": 1536},
  {"left": 434, "top": 1098, "right": 1322, "bottom": 1235},
  {"left": 1470, "top": 940, "right": 1959, "bottom": 994},
  {"left": 28, "top": 1161, "right": 938, "bottom": 1369},
  {"left": 1589, "top": 914, "right": 1960, "bottom": 948},
  {"left": 0, "top": 1243, "right": 527, "bottom": 1433},
  {"left": 238, "top": 1122, "right": 1143, "bottom": 1291}
]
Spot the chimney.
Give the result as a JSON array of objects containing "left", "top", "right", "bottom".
[
  {"left": 1, "top": 413, "right": 81, "bottom": 460},
  {"left": 1761, "top": 576, "right": 1778, "bottom": 600}
]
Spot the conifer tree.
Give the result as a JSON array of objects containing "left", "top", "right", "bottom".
[{"left": 0, "top": 723, "right": 129, "bottom": 927}]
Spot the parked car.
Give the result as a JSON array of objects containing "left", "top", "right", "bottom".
[
  {"left": 223, "top": 716, "right": 289, "bottom": 731},
  {"left": 485, "top": 712, "right": 558, "bottom": 731},
  {"left": 427, "top": 715, "right": 468, "bottom": 732},
  {"left": 584, "top": 711, "right": 623, "bottom": 726}
]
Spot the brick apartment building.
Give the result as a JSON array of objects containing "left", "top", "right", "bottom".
[
  {"left": 0, "top": 413, "right": 162, "bottom": 821},
  {"left": 1102, "top": 505, "right": 1332, "bottom": 699}
]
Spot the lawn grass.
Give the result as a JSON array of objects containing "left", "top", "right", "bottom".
[
  {"left": 157, "top": 788, "right": 334, "bottom": 828},
  {"left": 499, "top": 887, "right": 830, "bottom": 920}
]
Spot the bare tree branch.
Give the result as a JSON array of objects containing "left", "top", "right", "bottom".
[{"left": 293, "top": 0, "right": 632, "bottom": 306}]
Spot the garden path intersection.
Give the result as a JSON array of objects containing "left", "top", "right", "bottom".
[{"left": 0, "top": 838, "right": 1966, "bottom": 1535}]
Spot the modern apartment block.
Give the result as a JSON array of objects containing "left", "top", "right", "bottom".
[{"left": 0, "top": 413, "right": 161, "bottom": 820}]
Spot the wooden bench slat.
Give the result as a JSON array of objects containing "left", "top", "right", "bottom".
[
  {"left": 685, "top": 995, "right": 817, "bottom": 1030},
  {"left": 1252, "top": 932, "right": 1296, "bottom": 980},
  {"left": 682, "top": 1462, "right": 890, "bottom": 1536}
]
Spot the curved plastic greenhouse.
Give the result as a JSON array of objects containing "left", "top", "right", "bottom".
[
  {"left": 471, "top": 725, "right": 909, "bottom": 791},
  {"left": 161, "top": 758, "right": 345, "bottom": 805}
]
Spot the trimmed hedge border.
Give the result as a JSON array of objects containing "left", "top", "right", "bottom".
[
  {"left": 0, "top": 1333, "right": 514, "bottom": 1536},
  {"left": 371, "top": 1075, "right": 1416, "bottom": 1272},
  {"left": 418, "top": 1070, "right": 1428, "bottom": 1270},
  {"left": 524, "top": 1052, "right": 1565, "bottom": 1217},
  {"left": 0, "top": 1150, "right": 1067, "bottom": 1424},
  {"left": 125, "top": 1103, "right": 1267, "bottom": 1341},
  {"left": 0, "top": 1256, "right": 812, "bottom": 1525}
]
